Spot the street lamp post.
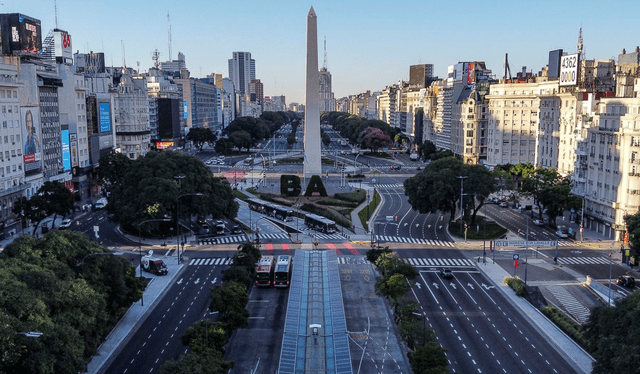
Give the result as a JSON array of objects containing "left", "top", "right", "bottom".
[
  {"left": 458, "top": 176, "right": 468, "bottom": 236},
  {"left": 412, "top": 312, "right": 426, "bottom": 346},
  {"left": 138, "top": 218, "right": 171, "bottom": 306},
  {"left": 176, "top": 192, "right": 203, "bottom": 263}
]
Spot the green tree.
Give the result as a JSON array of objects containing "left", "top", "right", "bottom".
[
  {"left": 229, "top": 130, "right": 253, "bottom": 152},
  {"left": 374, "top": 273, "right": 410, "bottom": 306},
  {"left": 287, "top": 132, "right": 296, "bottom": 145},
  {"left": 108, "top": 151, "right": 238, "bottom": 235},
  {"left": 181, "top": 320, "right": 229, "bottom": 353},
  {"left": 186, "top": 128, "right": 217, "bottom": 150},
  {"left": 215, "top": 138, "right": 234, "bottom": 155},
  {"left": 521, "top": 168, "right": 577, "bottom": 225},
  {"left": 13, "top": 181, "right": 74, "bottom": 232},
  {"left": 358, "top": 127, "right": 392, "bottom": 153},
  {"left": 159, "top": 349, "right": 233, "bottom": 374},
  {"left": 408, "top": 342, "right": 448, "bottom": 374},
  {"left": 626, "top": 212, "right": 640, "bottom": 258},
  {"left": 98, "top": 152, "right": 132, "bottom": 187},
  {"left": 418, "top": 141, "right": 437, "bottom": 160},
  {"left": 210, "top": 282, "right": 249, "bottom": 317}
]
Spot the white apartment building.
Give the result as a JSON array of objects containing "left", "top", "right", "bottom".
[{"left": 113, "top": 71, "right": 150, "bottom": 160}]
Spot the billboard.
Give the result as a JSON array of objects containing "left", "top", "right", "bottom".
[
  {"left": 98, "top": 102, "right": 111, "bottom": 132},
  {"left": 61, "top": 129, "right": 71, "bottom": 171},
  {"left": 548, "top": 49, "right": 563, "bottom": 80},
  {"left": 21, "top": 107, "right": 42, "bottom": 176},
  {"left": 183, "top": 101, "right": 188, "bottom": 119},
  {"left": 53, "top": 29, "right": 72, "bottom": 63},
  {"left": 156, "top": 142, "right": 174, "bottom": 149},
  {"left": 467, "top": 62, "right": 476, "bottom": 84},
  {"left": 0, "top": 14, "right": 42, "bottom": 56},
  {"left": 70, "top": 133, "right": 79, "bottom": 168},
  {"left": 559, "top": 54, "right": 579, "bottom": 86}
]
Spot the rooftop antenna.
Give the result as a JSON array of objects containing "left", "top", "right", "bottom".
[
  {"left": 323, "top": 36, "right": 327, "bottom": 70},
  {"left": 152, "top": 49, "right": 160, "bottom": 68},
  {"left": 121, "top": 40, "right": 126, "bottom": 68},
  {"left": 167, "top": 12, "right": 172, "bottom": 61},
  {"left": 577, "top": 25, "right": 583, "bottom": 61},
  {"left": 136, "top": 61, "right": 140, "bottom": 74},
  {"left": 503, "top": 53, "right": 512, "bottom": 81},
  {"left": 54, "top": 0, "right": 58, "bottom": 29}
]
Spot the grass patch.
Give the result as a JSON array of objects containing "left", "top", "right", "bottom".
[
  {"left": 450, "top": 217, "right": 507, "bottom": 240},
  {"left": 275, "top": 158, "right": 303, "bottom": 164},
  {"left": 358, "top": 190, "right": 381, "bottom": 230},
  {"left": 233, "top": 190, "right": 249, "bottom": 201},
  {"left": 334, "top": 189, "right": 366, "bottom": 203},
  {"left": 504, "top": 277, "right": 527, "bottom": 297}
]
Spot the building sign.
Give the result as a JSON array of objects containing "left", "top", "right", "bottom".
[
  {"left": 98, "top": 102, "right": 111, "bottom": 132},
  {"left": 61, "top": 129, "right": 71, "bottom": 171},
  {"left": 156, "top": 142, "right": 174, "bottom": 149},
  {"left": 559, "top": 54, "right": 579, "bottom": 86},
  {"left": 53, "top": 30, "right": 72, "bottom": 63},
  {"left": 183, "top": 101, "right": 188, "bottom": 119}
]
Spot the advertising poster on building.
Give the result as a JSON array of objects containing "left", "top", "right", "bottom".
[
  {"left": 99, "top": 102, "right": 111, "bottom": 133},
  {"left": 183, "top": 101, "right": 188, "bottom": 119},
  {"left": 70, "top": 133, "right": 78, "bottom": 168},
  {"left": 61, "top": 129, "right": 71, "bottom": 171},
  {"left": 21, "top": 107, "right": 42, "bottom": 176}
]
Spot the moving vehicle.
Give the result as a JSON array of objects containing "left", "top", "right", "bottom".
[
  {"left": 304, "top": 213, "right": 337, "bottom": 234},
  {"left": 95, "top": 198, "right": 108, "bottom": 209},
  {"left": 340, "top": 140, "right": 347, "bottom": 146},
  {"left": 255, "top": 255, "right": 275, "bottom": 287},
  {"left": 60, "top": 218, "right": 72, "bottom": 229},
  {"left": 409, "top": 152, "right": 419, "bottom": 161},
  {"left": 215, "top": 220, "right": 225, "bottom": 235},
  {"left": 555, "top": 229, "right": 569, "bottom": 239},
  {"left": 274, "top": 255, "right": 293, "bottom": 288},
  {"left": 141, "top": 254, "right": 168, "bottom": 275},
  {"left": 533, "top": 219, "right": 543, "bottom": 226},
  {"left": 232, "top": 225, "right": 243, "bottom": 234},
  {"left": 617, "top": 275, "right": 635, "bottom": 287},
  {"left": 389, "top": 165, "right": 402, "bottom": 170},
  {"left": 247, "top": 198, "right": 294, "bottom": 222},
  {"left": 440, "top": 268, "right": 453, "bottom": 279},
  {"left": 244, "top": 157, "right": 254, "bottom": 165}
]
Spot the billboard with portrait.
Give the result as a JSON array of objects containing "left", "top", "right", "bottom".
[
  {"left": 21, "top": 107, "right": 42, "bottom": 176},
  {"left": 98, "top": 102, "right": 111, "bottom": 133}
]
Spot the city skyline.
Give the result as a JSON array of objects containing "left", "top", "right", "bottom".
[{"left": 13, "top": 0, "right": 640, "bottom": 104}]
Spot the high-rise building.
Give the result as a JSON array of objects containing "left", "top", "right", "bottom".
[
  {"left": 228, "top": 52, "right": 255, "bottom": 96},
  {"left": 249, "top": 79, "right": 263, "bottom": 104},
  {"left": 319, "top": 68, "right": 335, "bottom": 112},
  {"left": 113, "top": 69, "right": 151, "bottom": 160},
  {"left": 409, "top": 64, "right": 434, "bottom": 89}
]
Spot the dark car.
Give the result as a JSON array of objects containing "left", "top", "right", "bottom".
[
  {"left": 617, "top": 275, "right": 635, "bottom": 287},
  {"left": 389, "top": 165, "right": 402, "bottom": 170},
  {"left": 440, "top": 268, "right": 453, "bottom": 279}
]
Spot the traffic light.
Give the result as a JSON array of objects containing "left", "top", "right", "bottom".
[{"left": 395, "top": 216, "right": 398, "bottom": 221}]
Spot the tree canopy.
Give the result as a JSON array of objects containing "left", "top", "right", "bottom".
[
  {"left": 321, "top": 111, "right": 399, "bottom": 148},
  {"left": 108, "top": 151, "right": 238, "bottom": 235},
  {"left": 186, "top": 128, "right": 217, "bottom": 151},
  {"left": 13, "top": 181, "right": 75, "bottom": 232},
  {"left": 98, "top": 152, "right": 132, "bottom": 187},
  {"left": 0, "top": 231, "right": 143, "bottom": 374},
  {"left": 520, "top": 167, "right": 580, "bottom": 225},
  {"left": 358, "top": 127, "right": 392, "bottom": 153}
]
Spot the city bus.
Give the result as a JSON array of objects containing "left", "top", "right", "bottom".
[
  {"left": 274, "top": 255, "right": 293, "bottom": 288},
  {"left": 304, "top": 213, "right": 338, "bottom": 234},
  {"left": 247, "top": 198, "right": 294, "bottom": 222},
  {"left": 255, "top": 255, "right": 275, "bottom": 287}
]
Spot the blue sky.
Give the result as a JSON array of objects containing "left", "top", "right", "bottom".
[{"left": 11, "top": 0, "right": 640, "bottom": 104}]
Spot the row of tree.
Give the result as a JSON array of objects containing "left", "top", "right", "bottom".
[
  {"left": 12, "top": 181, "right": 75, "bottom": 234},
  {"left": 216, "top": 112, "right": 302, "bottom": 154},
  {"left": 159, "top": 243, "right": 261, "bottom": 374},
  {"left": 403, "top": 155, "right": 581, "bottom": 229},
  {"left": 367, "top": 247, "right": 448, "bottom": 374},
  {"left": 321, "top": 112, "right": 399, "bottom": 153},
  {"left": 99, "top": 151, "right": 238, "bottom": 236},
  {"left": 0, "top": 231, "right": 144, "bottom": 374}
]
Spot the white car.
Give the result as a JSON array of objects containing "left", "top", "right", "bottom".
[
  {"left": 217, "top": 155, "right": 225, "bottom": 161},
  {"left": 555, "top": 230, "right": 568, "bottom": 238},
  {"left": 60, "top": 218, "right": 72, "bottom": 229},
  {"left": 533, "top": 219, "right": 543, "bottom": 226}
]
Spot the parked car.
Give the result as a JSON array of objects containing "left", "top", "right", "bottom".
[
  {"left": 440, "top": 268, "right": 453, "bottom": 279},
  {"left": 499, "top": 201, "right": 508, "bottom": 208},
  {"left": 617, "top": 275, "right": 635, "bottom": 287},
  {"left": 60, "top": 218, "right": 72, "bottom": 229}
]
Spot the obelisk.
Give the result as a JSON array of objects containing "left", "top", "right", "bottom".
[{"left": 303, "top": 6, "right": 322, "bottom": 178}]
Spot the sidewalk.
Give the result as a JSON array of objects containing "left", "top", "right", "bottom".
[
  {"left": 85, "top": 260, "right": 186, "bottom": 374},
  {"left": 476, "top": 259, "right": 594, "bottom": 374}
]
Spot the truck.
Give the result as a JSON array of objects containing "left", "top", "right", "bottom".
[{"left": 141, "top": 253, "right": 168, "bottom": 275}]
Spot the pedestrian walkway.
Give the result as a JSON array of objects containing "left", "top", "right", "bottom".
[
  {"left": 546, "top": 285, "right": 592, "bottom": 325},
  {"left": 188, "top": 257, "right": 234, "bottom": 266},
  {"left": 402, "top": 257, "right": 477, "bottom": 267},
  {"left": 349, "top": 182, "right": 403, "bottom": 190},
  {"left": 558, "top": 256, "right": 611, "bottom": 265},
  {"left": 375, "top": 235, "right": 455, "bottom": 247}
]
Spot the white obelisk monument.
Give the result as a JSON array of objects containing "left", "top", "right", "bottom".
[{"left": 303, "top": 6, "right": 322, "bottom": 178}]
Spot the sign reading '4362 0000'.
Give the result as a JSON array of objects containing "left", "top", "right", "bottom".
[{"left": 559, "top": 54, "right": 579, "bottom": 86}]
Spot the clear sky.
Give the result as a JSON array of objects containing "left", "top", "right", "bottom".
[{"left": 11, "top": 0, "right": 640, "bottom": 104}]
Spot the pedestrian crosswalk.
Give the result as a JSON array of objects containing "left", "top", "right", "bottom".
[
  {"left": 375, "top": 235, "right": 455, "bottom": 247},
  {"left": 546, "top": 285, "right": 591, "bottom": 324},
  {"left": 188, "top": 257, "right": 234, "bottom": 266},
  {"left": 349, "top": 182, "right": 403, "bottom": 189},
  {"left": 401, "top": 257, "right": 477, "bottom": 267},
  {"left": 557, "top": 256, "right": 611, "bottom": 265},
  {"left": 198, "top": 233, "right": 290, "bottom": 245},
  {"left": 299, "top": 228, "right": 347, "bottom": 240}
]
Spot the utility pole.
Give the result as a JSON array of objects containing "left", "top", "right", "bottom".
[{"left": 458, "top": 176, "right": 467, "bottom": 236}]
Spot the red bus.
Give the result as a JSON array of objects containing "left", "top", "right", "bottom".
[
  {"left": 274, "top": 255, "right": 293, "bottom": 288},
  {"left": 255, "top": 255, "right": 275, "bottom": 287}
]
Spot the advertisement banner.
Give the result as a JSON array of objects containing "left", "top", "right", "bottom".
[
  {"left": 99, "top": 102, "right": 111, "bottom": 132},
  {"left": 61, "top": 129, "right": 71, "bottom": 171},
  {"left": 156, "top": 142, "right": 174, "bottom": 149},
  {"left": 53, "top": 30, "right": 72, "bottom": 60},
  {"left": 559, "top": 54, "right": 579, "bottom": 86},
  {"left": 183, "top": 101, "right": 188, "bottom": 119},
  {"left": 21, "top": 107, "right": 42, "bottom": 176}
]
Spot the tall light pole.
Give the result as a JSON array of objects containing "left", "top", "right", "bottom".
[
  {"left": 177, "top": 192, "right": 203, "bottom": 263},
  {"left": 138, "top": 218, "right": 171, "bottom": 306},
  {"left": 458, "top": 176, "right": 468, "bottom": 236}
]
